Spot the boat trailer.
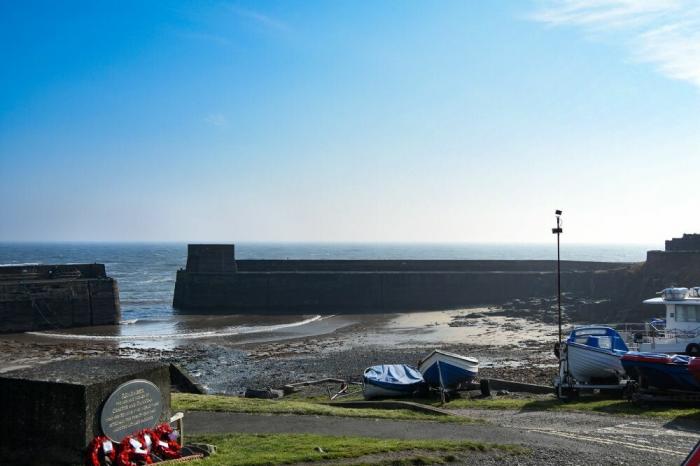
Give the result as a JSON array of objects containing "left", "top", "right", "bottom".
[
  {"left": 623, "top": 381, "right": 700, "bottom": 403},
  {"left": 553, "top": 374, "right": 627, "bottom": 400}
]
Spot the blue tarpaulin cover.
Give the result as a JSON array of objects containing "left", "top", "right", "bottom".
[{"left": 363, "top": 364, "right": 424, "bottom": 391}]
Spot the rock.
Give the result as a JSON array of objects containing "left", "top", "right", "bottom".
[{"left": 244, "top": 388, "right": 283, "bottom": 399}]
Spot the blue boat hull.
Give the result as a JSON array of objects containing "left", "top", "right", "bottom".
[
  {"left": 622, "top": 360, "right": 700, "bottom": 391},
  {"left": 421, "top": 361, "right": 477, "bottom": 388}
]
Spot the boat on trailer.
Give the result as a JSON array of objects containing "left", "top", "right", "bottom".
[
  {"left": 690, "top": 358, "right": 700, "bottom": 385},
  {"left": 362, "top": 364, "right": 424, "bottom": 400},
  {"left": 418, "top": 350, "right": 479, "bottom": 389},
  {"left": 562, "top": 326, "right": 628, "bottom": 383},
  {"left": 622, "top": 352, "right": 700, "bottom": 392}
]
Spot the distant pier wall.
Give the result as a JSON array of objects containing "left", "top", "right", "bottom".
[
  {"left": 0, "top": 264, "right": 120, "bottom": 333},
  {"left": 173, "top": 244, "right": 633, "bottom": 313}
]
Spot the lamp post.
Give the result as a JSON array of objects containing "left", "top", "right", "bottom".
[{"left": 552, "top": 210, "right": 563, "bottom": 346}]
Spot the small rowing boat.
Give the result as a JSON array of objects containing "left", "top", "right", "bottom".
[
  {"left": 418, "top": 349, "right": 478, "bottom": 389},
  {"left": 362, "top": 364, "right": 424, "bottom": 399}
]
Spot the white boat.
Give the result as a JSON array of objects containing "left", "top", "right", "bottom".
[
  {"left": 562, "top": 326, "right": 628, "bottom": 383},
  {"left": 635, "top": 288, "right": 700, "bottom": 354},
  {"left": 362, "top": 365, "right": 424, "bottom": 400},
  {"left": 418, "top": 350, "right": 478, "bottom": 389}
]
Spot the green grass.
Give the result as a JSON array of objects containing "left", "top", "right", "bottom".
[
  {"left": 188, "top": 433, "right": 525, "bottom": 466},
  {"left": 434, "top": 395, "right": 700, "bottom": 420},
  {"left": 172, "top": 393, "right": 477, "bottom": 424}
]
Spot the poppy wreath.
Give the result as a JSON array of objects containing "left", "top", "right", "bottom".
[
  {"left": 86, "top": 423, "right": 180, "bottom": 466},
  {"left": 151, "top": 423, "right": 181, "bottom": 460},
  {"left": 86, "top": 436, "right": 117, "bottom": 466}
]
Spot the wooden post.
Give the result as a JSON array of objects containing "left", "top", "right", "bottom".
[{"left": 170, "top": 412, "right": 184, "bottom": 446}]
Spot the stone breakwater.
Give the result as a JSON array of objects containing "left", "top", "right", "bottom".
[
  {"left": 0, "top": 264, "right": 120, "bottom": 333},
  {"left": 174, "top": 260, "right": 627, "bottom": 313},
  {"left": 174, "top": 244, "right": 700, "bottom": 321}
]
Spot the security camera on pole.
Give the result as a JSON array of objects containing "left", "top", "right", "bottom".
[
  {"left": 552, "top": 210, "right": 563, "bottom": 400},
  {"left": 552, "top": 210, "right": 563, "bottom": 347}
]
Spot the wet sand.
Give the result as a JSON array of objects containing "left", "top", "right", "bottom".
[{"left": 0, "top": 307, "right": 559, "bottom": 393}]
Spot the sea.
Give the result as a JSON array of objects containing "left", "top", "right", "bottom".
[
  {"left": 0, "top": 242, "right": 656, "bottom": 322},
  {"left": 0, "top": 242, "right": 657, "bottom": 346}
]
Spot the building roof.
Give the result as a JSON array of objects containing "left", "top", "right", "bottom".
[{"left": 644, "top": 297, "right": 700, "bottom": 306}]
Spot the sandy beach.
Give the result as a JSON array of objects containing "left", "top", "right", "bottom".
[{"left": 0, "top": 306, "right": 559, "bottom": 393}]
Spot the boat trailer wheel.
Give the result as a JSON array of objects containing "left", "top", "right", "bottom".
[{"left": 558, "top": 387, "right": 579, "bottom": 402}]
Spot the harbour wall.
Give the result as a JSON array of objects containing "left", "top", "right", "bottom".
[
  {"left": 173, "top": 244, "right": 638, "bottom": 314},
  {"left": 0, "top": 264, "right": 120, "bottom": 333}
]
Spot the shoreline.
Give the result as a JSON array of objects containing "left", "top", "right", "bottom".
[{"left": 0, "top": 307, "right": 559, "bottom": 393}]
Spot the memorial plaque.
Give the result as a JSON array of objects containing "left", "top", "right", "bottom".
[{"left": 100, "top": 379, "right": 163, "bottom": 441}]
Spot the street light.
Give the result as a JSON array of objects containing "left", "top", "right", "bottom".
[{"left": 552, "top": 210, "right": 563, "bottom": 347}]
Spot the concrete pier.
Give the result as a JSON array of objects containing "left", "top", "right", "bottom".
[
  {"left": 173, "top": 244, "right": 634, "bottom": 313},
  {"left": 0, "top": 263, "right": 120, "bottom": 333}
]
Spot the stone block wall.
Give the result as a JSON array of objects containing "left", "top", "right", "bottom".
[
  {"left": 0, "top": 264, "right": 120, "bottom": 333},
  {"left": 185, "top": 244, "right": 237, "bottom": 273},
  {"left": 173, "top": 243, "right": 700, "bottom": 320},
  {"left": 0, "top": 358, "right": 170, "bottom": 465},
  {"left": 665, "top": 233, "right": 700, "bottom": 251}
]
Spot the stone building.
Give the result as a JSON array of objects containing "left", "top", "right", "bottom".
[{"left": 666, "top": 234, "right": 700, "bottom": 252}]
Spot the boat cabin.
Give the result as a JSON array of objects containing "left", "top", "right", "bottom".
[
  {"left": 644, "top": 294, "right": 700, "bottom": 332},
  {"left": 630, "top": 288, "right": 700, "bottom": 353}
]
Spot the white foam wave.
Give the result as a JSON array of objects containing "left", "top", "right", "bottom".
[
  {"left": 141, "top": 277, "right": 173, "bottom": 284},
  {"left": 28, "top": 315, "right": 325, "bottom": 341},
  {"left": 120, "top": 319, "right": 139, "bottom": 325}
]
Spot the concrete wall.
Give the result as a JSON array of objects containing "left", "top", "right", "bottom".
[
  {"left": 0, "top": 358, "right": 170, "bottom": 465},
  {"left": 665, "top": 234, "right": 700, "bottom": 252},
  {"left": 173, "top": 244, "right": 635, "bottom": 313},
  {"left": 173, "top": 243, "right": 700, "bottom": 318},
  {"left": 173, "top": 267, "right": 632, "bottom": 313},
  {"left": 0, "top": 264, "right": 120, "bottom": 333},
  {"left": 236, "top": 259, "right": 629, "bottom": 273},
  {"left": 0, "top": 263, "right": 108, "bottom": 280},
  {"left": 186, "top": 244, "right": 237, "bottom": 273}
]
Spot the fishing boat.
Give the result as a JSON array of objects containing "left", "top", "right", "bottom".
[
  {"left": 418, "top": 350, "right": 478, "bottom": 389},
  {"left": 634, "top": 287, "right": 700, "bottom": 354},
  {"left": 621, "top": 352, "right": 700, "bottom": 391},
  {"left": 562, "top": 326, "right": 628, "bottom": 383},
  {"left": 362, "top": 364, "right": 424, "bottom": 399}
]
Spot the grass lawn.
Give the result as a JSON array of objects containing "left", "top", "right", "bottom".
[
  {"left": 172, "top": 393, "right": 477, "bottom": 424},
  {"left": 188, "top": 433, "right": 525, "bottom": 466}
]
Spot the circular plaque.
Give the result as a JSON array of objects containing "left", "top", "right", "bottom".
[{"left": 100, "top": 379, "right": 163, "bottom": 441}]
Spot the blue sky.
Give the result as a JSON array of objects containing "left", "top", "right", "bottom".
[{"left": 1, "top": 0, "right": 699, "bottom": 243}]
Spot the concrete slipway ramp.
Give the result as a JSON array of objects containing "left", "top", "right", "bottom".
[{"left": 185, "top": 408, "right": 700, "bottom": 465}]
